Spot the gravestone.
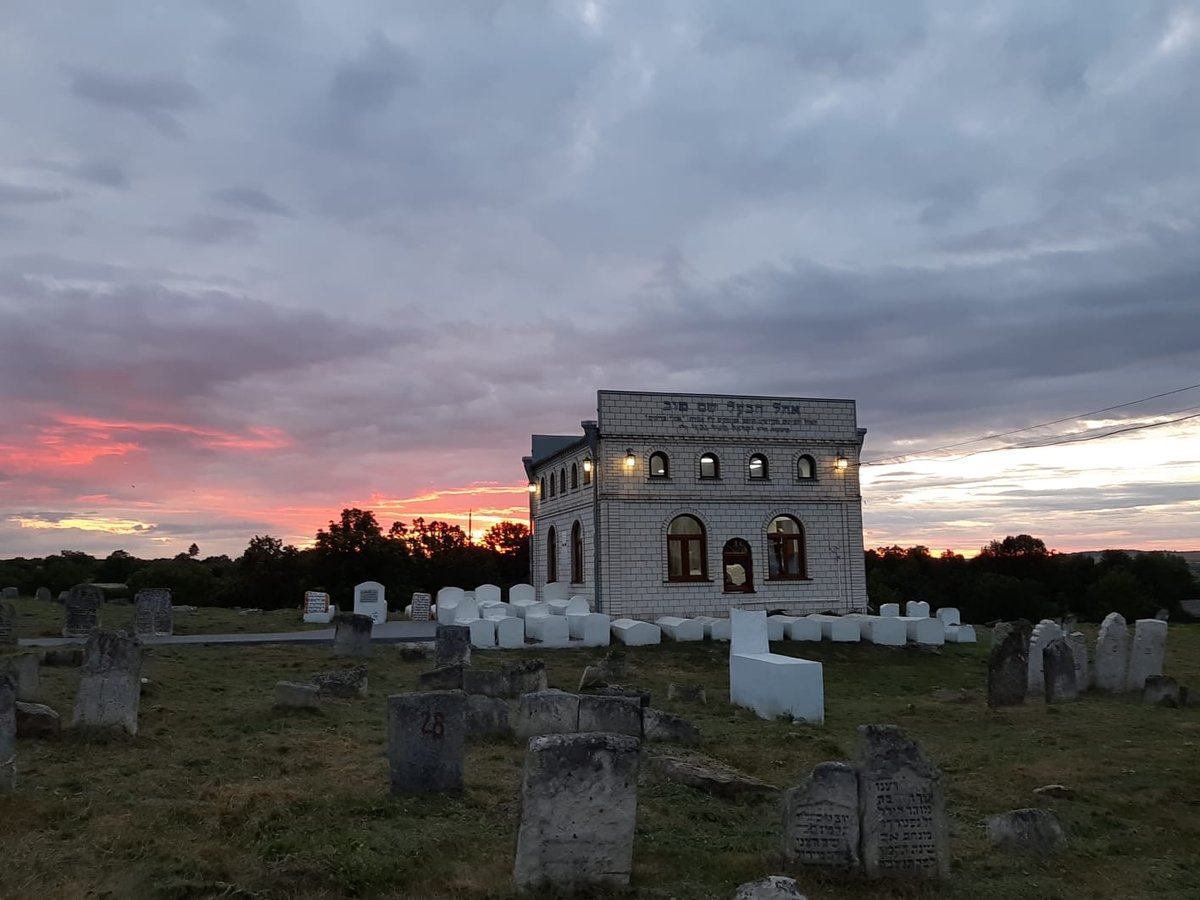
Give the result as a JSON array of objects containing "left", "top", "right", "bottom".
[
  {"left": 0, "top": 673, "right": 14, "bottom": 792},
  {"left": 274, "top": 681, "right": 321, "bottom": 709},
  {"left": 303, "top": 590, "right": 333, "bottom": 624},
  {"left": 733, "top": 876, "right": 808, "bottom": 900},
  {"left": 855, "top": 724, "right": 949, "bottom": 880},
  {"left": 311, "top": 665, "right": 368, "bottom": 698},
  {"left": 985, "top": 808, "right": 1067, "bottom": 855},
  {"left": 72, "top": 631, "right": 142, "bottom": 735},
  {"left": 63, "top": 584, "right": 103, "bottom": 637},
  {"left": 1094, "top": 612, "right": 1129, "bottom": 692},
  {"left": 1027, "top": 620, "right": 1062, "bottom": 693},
  {"left": 1126, "top": 619, "right": 1167, "bottom": 692},
  {"left": 133, "top": 588, "right": 173, "bottom": 636},
  {"left": 1067, "top": 631, "right": 1089, "bottom": 692},
  {"left": 465, "top": 694, "right": 510, "bottom": 740},
  {"left": 0, "top": 600, "right": 16, "bottom": 647},
  {"left": 642, "top": 708, "right": 699, "bottom": 743},
  {"left": 781, "top": 761, "right": 861, "bottom": 868},
  {"left": 2, "top": 653, "right": 40, "bottom": 701},
  {"left": 332, "top": 613, "right": 373, "bottom": 658},
  {"left": 353, "top": 581, "right": 387, "bottom": 625},
  {"left": 410, "top": 592, "right": 432, "bottom": 622},
  {"left": 516, "top": 690, "right": 580, "bottom": 739},
  {"left": 987, "top": 620, "right": 1031, "bottom": 707},
  {"left": 387, "top": 690, "right": 466, "bottom": 795},
  {"left": 435, "top": 624, "right": 471, "bottom": 668},
  {"left": 0, "top": 588, "right": 16, "bottom": 600},
  {"left": 35, "top": 587, "right": 51, "bottom": 602},
  {"left": 513, "top": 732, "right": 640, "bottom": 890},
  {"left": 577, "top": 694, "right": 642, "bottom": 736},
  {"left": 1142, "top": 675, "right": 1187, "bottom": 708},
  {"left": 1042, "top": 638, "right": 1078, "bottom": 703}
]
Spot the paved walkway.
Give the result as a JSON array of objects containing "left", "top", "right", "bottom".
[{"left": 19, "top": 620, "right": 438, "bottom": 648}]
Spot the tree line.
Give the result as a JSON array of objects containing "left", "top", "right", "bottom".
[
  {"left": 1, "top": 518, "right": 1195, "bottom": 622},
  {"left": 0, "top": 509, "right": 530, "bottom": 610}
]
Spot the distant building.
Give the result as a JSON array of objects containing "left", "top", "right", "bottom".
[{"left": 523, "top": 390, "right": 868, "bottom": 619}]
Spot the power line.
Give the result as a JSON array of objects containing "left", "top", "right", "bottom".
[{"left": 862, "top": 382, "right": 1200, "bottom": 467}]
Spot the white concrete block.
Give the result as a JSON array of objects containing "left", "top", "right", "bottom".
[
  {"left": 543, "top": 581, "right": 571, "bottom": 602},
  {"left": 453, "top": 596, "right": 479, "bottom": 624},
  {"left": 511, "top": 599, "right": 547, "bottom": 619},
  {"left": 303, "top": 610, "right": 334, "bottom": 624},
  {"left": 936, "top": 607, "right": 961, "bottom": 626},
  {"left": 510, "top": 583, "right": 536, "bottom": 604},
  {"left": 438, "top": 586, "right": 464, "bottom": 608},
  {"left": 879, "top": 603, "right": 900, "bottom": 617},
  {"left": 546, "top": 599, "right": 571, "bottom": 616},
  {"left": 901, "top": 616, "right": 945, "bottom": 646},
  {"left": 656, "top": 616, "right": 704, "bottom": 641},
  {"left": 868, "top": 616, "right": 907, "bottom": 646},
  {"left": 482, "top": 602, "right": 513, "bottom": 620},
  {"left": 809, "top": 615, "right": 861, "bottom": 642},
  {"left": 566, "top": 596, "right": 590, "bottom": 615},
  {"left": 469, "top": 617, "right": 497, "bottom": 649},
  {"left": 475, "top": 583, "right": 502, "bottom": 606},
  {"left": 436, "top": 601, "right": 459, "bottom": 625},
  {"left": 945, "top": 624, "right": 977, "bottom": 643},
  {"left": 729, "top": 609, "right": 824, "bottom": 723},
  {"left": 496, "top": 616, "right": 526, "bottom": 649},
  {"left": 567, "top": 612, "right": 611, "bottom": 647},
  {"left": 611, "top": 618, "right": 661, "bottom": 646},
  {"left": 768, "top": 615, "right": 802, "bottom": 641},
  {"left": 526, "top": 614, "right": 570, "bottom": 648},
  {"left": 905, "top": 600, "right": 930, "bottom": 618}
]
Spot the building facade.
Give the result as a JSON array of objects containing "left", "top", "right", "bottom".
[{"left": 523, "top": 390, "right": 868, "bottom": 619}]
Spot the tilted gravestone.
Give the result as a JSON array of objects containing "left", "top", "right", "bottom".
[
  {"left": 855, "top": 724, "right": 950, "bottom": 880},
  {"left": 72, "top": 631, "right": 142, "bottom": 735},
  {"left": 1, "top": 673, "right": 15, "bottom": 792},
  {"left": 434, "top": 624, "right": 471, "bottom": 668},
  {"left": 63, "top": 584, "right": 103, "bottom": 637},
  {"left": 387, "top": 690, "right": 466, "bottom": 795},
  {"left": 332, "top": 613, "right": 373, "bottom": 658},
  {"left": 781, "top": 761, "right": 861, "bottom": 869},
  {"left": 35, "top": 587, "right": 51, "bottom": 603},
  {"left": 0, "top": 600, "right": 16, "bottom": 647},
  {"left": 1126, "top": 619, "right": 1167, "bottom": 692},
  {"left": 1042, "top": 638, "right": 1078, "bottom": 703},
  {"left": 1027, "top": 620, "right": 1062, "bottom": 693},
  {"left": 513, "top": 732, "right": 641, "bottom": 890},
  {"left": 134, "top": 588, "right": 173, "bottom": 636},
  {"left": 987, "top": 620, "right": 1031, "bottom": 707},
  {"left": 1094, "top": 612, "right": 1129, "bottom": 692}
]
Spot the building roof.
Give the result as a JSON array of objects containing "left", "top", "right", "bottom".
[{"left": 530, "top": 433, "right": 585, "bottom": 467}]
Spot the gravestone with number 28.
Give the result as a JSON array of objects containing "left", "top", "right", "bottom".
[{"left": 387, "top": 690, "right": 467, "bottom": 795}]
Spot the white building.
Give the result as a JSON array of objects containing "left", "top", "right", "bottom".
[{"left": 523, "top": 390, "right": 868, "bottom": 620}]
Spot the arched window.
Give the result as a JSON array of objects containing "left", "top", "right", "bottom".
[
  {"left": 699, "top": 453, "right": 720, "bottom": 479},
  {"left": 546, "top": 526, "right": 557, "bottom": 582},
  {"left": 583, "top": 462, "right": 592, "bottom": 485},
  {"left": 559, "top": 469, "right": 567, "bottom": 493},
  {"left": 722, "top": 538, "right": 753, "bottom": 593},
  {"left": 797, "top": 455, "right": 816, "bottom": 480},
  {"left": 571, "top": 520, "right": 584, "bottom": 583},
  {"left": 571, "top": 463, "right": 579, "bottom": 489},
  {"left": 649, "top": 451, "right": 670, "bottom": 478},
  {"left": 539, "top": 477, "right": 546, "bottom": 497},
  {"left": 767, "top": 515, "right": 806, "bottom": 580},
  {"left": 748, "top": 454, "right": 768, "bottom": 479},
  {"left": 667, "top": 514, "right": 706, "bottom": 581},
  {"left": 548, "top": 475, "right": 556, "bottom": 498}
]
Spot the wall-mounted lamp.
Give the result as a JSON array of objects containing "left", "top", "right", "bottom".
[
  {"left": 582, "top": 458, "right": 593, "bottom": 474},
  {"left": 835, "top": 455, "right": 849, "bottom": 470},
  {"left": 527, "top": 481, "right": 538, "bottom": 493},
  {"left": 624, "top": 449, "right": 636, "bottom": 469}
]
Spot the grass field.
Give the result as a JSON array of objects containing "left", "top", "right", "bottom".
[{"left": 3, "top": 597, "right": 1199, "bottom": 900}]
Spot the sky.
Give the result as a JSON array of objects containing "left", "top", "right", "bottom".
[{"left": 1, "top": 0, "right": 1198, "bottom": 561}]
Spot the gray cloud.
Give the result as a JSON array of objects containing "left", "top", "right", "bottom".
[
  {"left": 210, "top": 187, "right": 291, "bottom": 216},
  {"left": 152, "top": 214, "right": 258, "bottom": 244},
  {"left": 69, "top": 68, "right": 202, "bottom": 137},
  {"left": 0, "top": 182, "right": 72, "bottom": 205}
]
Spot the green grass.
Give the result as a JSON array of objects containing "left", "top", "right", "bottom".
[{"left": 2, "top": 598, "right": 1199, "bottom": 899}]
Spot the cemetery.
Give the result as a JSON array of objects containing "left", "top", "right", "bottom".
[{"left": 0, "top": 588, "right": 1199, "bottom": 898}]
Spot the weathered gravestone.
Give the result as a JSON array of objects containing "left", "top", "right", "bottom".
[
  {"left": 387, "top": 690, "right": 466, "bottom": 795},
  {"left": 516, "top": 690, "right": 580, "bottom": 739},
  {"left": 781, "top": 761, "right": 861, "bottom": 869},
  {"left": 274, "top": 681, "right": 321, "bottom": 710},
  {"left": 311, "top": 665, "right": 368, "bottom": 698},
  {"left": 1027, "top": 620, "right": 1062, "bottom": 693},
  {"left": 1143, "top": 675, "right": 1187, "bottom": 708},
  {"left": 733, "top": 876, "right": 808, "bottom": 900},
  {"left": 465, "top": 694, "right": 510, "bottom": 740},
  {"left": 1042, "top": 638, "right": 1078, "bottom": 703},
  {"left": 0, "top": 600, "right": 16, "bottom": 647},
  {"left": 987, "top": 620, "right": 1031, "bottom": 707},
  {"left": 984, "top": 808, "right": 1067, "bottom": 855},
  {"left": 1067, "top": 631, "right": 1089, "bottom": 692},
  {"left": 35, "top": 587, "right": 51, "bottom": 603},
  {"left": 513, "top": 732, "right": 641, "bottom": 891},
  {"left": 435, "top": 624, "right": 471, "bottom": 668},
  {"left": 63, "top": 584, "right": 103, "bottom": 637},
  {"left": 134, "top": 588, "right": 173, "bottom": 636},
  {"left": 332, "top": 613, "right": 373, "bottom": 658},
  {"left": 1126, "top": 618, "right": 1167, "bottom": 692},
  {"left": 409, "top": 592, "right": 432, "bottom": 622},
  {"left": 0, "top": 673, "right": 15, "bottom": 792},
  {"left": 0, "top": 587, "right": 17, "bottom": 600},
  {"left": 72, "top": 631, "right": 142, "bottom": 735},
  {"left": 2, "top": 653, "right": 40, "bottom": 701},
  {"left": 855, "top": 724, "right": 949, "bottom": 880},
  {"left": 577, "top": 694, "right": 642, "bottom": 737},
  {"left": 1094, "top": 612, "right": 1129, "bottom": 692}
]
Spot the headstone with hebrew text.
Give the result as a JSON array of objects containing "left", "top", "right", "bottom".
[
  {"left": 134, "top": 588, "right": 173, "bottom": 636},
  {"left": 782, "top": 761, "right": 860, "bottom": 869},
  {"left": 353, "top": 581, "right": 387, "bottom": 625},
  {"left": 409, "top": 592, "right": 432, "bottom": 622},
  {"left": 63, "top": 584, "right": 103, "bottom": 637}
]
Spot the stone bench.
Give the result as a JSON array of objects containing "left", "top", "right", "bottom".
[{"left": 729, "top": 609, "right": 823, "bottom": 723}]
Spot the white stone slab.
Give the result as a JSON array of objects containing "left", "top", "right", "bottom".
[
  {"left": 436, "top": 587, "right": 462, "bottom": 625},
  {"left": 482, "top": 602, "right": 512, "bottom": 620},
  {"left": 475, "top": 583, "right": 502, "bottom": 606},
  {"left": 454, "top": 596, "right": 479, "bottom": 624},
  {"left": 1126, "top": 618, "right": 1167, "bottom": 692},
  {"left": 546, "top": 599, "right": 571, "bottom": 616},
  {"left": 496, "top": 616, "right": 526, "bottom": 648},
  {"left": 303, "top": 609, "right": 334, "bottom": 624},
  {"left": 543, "top": 581, "right": 571, "bottom": 602},
  {"left": 1028, "top": 619, "right": 1062, "bottom": 692},
  {"left": 905, "top": 601, "right": 930, "bottom": 618},
  {"left": 899, "top": 616, "right": 945, "bottom": 646},
  {"left": 567, "top": 612, "right": 611, "bottom": 647},
  {"left": 526, "top": 614, "right": 570, "bottom": 648},
  {"left": 437, "top": 586, "right": 464, "bottom": 607},
  {"left": 469, "top": 618, "right": 497, "bottom": 649},
  {"left": 610, "top": 618, "right": 661, "bottom": 646},
  {"left": 808, "top": 615, "right": 861, "bottom": 642},
  {"left": 729, "top": 609, "right": 824, "bottom": 723},
  {"left": 764, "top": 616, "right": 786, "bottom": 641},
  {"left": 936, "top": 607, "right": 961, "bottom": 626},
  {"left": 1094, "top": 612, "right": 1129, "bottom": 692},
  {"left": 769, "top": 615, "right": 801, "bottom": 640},
  {"left": 879, "top": 603, "right": 900, "bottom": 617},
  {"left": 945, "top": 624, "right": 977, "bottom": 644},
  {"left": 848, "top": 614, "right": 906, "bottom": 646},
  {"left": 511, "top": 599, "right": 547, "bottom": 619},
  {"left": 353, "top": 581, "right": 388, "bottom": 625},
  {"left": 655, "top": 616, "right": 704, "bottom": 641},
  {"left": 510, "top": 583, "right": 536, "bottom": 604},
  {"left": 788, "top": 618, "right": 823, "bottom": 641},
  {"left": 565, "top": 595, "right": 590, "bottom": 615}
]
